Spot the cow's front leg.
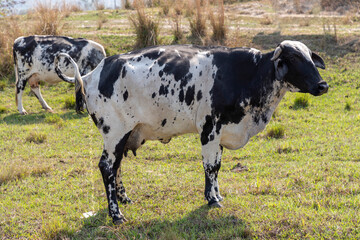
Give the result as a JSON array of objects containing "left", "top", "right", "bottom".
[
  {"left": 16, "top": 77, "right": 28, "bottom": 115},
  {"left": 201, "top": 129, "right": 223, "bottom": 207},
  {"left": 98, "top": 150, "right": 125, "bottom": 224},
  {"left": 99, "top": 131, "right": 132, "bottom": 224}
]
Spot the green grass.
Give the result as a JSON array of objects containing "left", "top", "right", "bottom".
[{"left": 2, "top": 2, "right": 360, "bottom": 239}]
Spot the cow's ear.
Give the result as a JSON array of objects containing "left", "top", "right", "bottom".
[
  {"left": 275, "top": 59, "right": 288, "bottom": 80},
  {"left": 312, "top": 52, "right": 325, "bottom": 69}
]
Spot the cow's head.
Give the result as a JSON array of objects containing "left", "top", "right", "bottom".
[{"left": 271, "top": 40, "right": 328, "bottom": 96}]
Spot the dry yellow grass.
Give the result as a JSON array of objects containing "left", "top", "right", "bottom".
[{"left": 209, "top": 0, "right": 226, "bottom": 43}]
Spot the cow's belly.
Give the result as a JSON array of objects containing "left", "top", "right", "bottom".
[
  {"left": 220, "top": 115, "right": 267, "bottom": 150},
  {"left": 31, "top": 60, "right": 76, "bottom": 84}
]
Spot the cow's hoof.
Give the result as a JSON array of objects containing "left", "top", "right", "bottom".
[
  {"left": 113, "top": 216, "right": 127, "bottom": 225},
  {"left": 209, "top": 201, "right": 223, "bottom": 208},
  {"left": 45, "top": 108, "right": 54, "bottom": 113},
  {"left": 119, "top": 197, "right": 132, "bottom": 204},
  {"left": 20, "top": 111, "right": 28, "bottom": 115}
]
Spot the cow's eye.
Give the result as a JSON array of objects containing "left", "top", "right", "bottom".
[{"left": 289, "top": 55, "right": 296, "bottom": 62}]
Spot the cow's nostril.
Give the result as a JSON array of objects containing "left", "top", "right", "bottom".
[{"left": 318, "top": 82, "right": 329, "bottom": 95}]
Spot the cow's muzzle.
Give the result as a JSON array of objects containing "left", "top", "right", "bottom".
[{"left": 315, "top": 82, "right": 329, "bottom": 96}]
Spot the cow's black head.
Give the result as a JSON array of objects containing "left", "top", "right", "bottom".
[{"left": 271, "top": 40, "right": 328, "bottom": 96}]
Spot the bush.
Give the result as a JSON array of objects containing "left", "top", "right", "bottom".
[
  {"left": 345, "top": 100, "right": 351, "bottom": 111},
  {"left": 31, "top": 1, "right": 65, "bottom": 35},
  {"left": 0, "top": 106, "right": 8, "bottom": 113},
  {"left": 293, "top": 94, "right": 309, "bottom": 109},
  {"left": 0, "top": 16, "right": 23, "bottom": 78},
  {"left": 97, "top": 12, "right": 108, "bottom": 30},
  {"left": 171, "top": 14, "right": 183, "bottom": 43},
  {"left": 189, "top": 0, "right": 207, "bottom": 40},
  {"left": 266, "top": 125, "right": 285, "bottom": 139},
  {"left": 130, "top": 1, "right": 159, "bottom": 48},
  {"left": 26, "top": 131, "right": 47, "bottom": 144},
  {"left": 209, "top": 0, "right": 226, "bottom": 43},
  {"left": 64, "top": 96, "right": 76, "bottom": 109}
]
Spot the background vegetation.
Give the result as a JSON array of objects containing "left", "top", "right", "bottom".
[{"left": 1, "top": 0, "right": 360, "bottom": 239}]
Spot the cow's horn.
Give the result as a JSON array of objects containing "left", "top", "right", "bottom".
[{"left": 271, "top": 45, "right": 283, "bottom": 61}]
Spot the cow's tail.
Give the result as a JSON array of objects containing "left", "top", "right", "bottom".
[
  {"left": 13, "top": 48, "right": 19, "bottom": 106},
  {"left": 55, "top": 53, "right": 86, "bottom": 113}
]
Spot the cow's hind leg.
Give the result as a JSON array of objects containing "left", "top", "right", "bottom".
[
  {"left": 200, "top": 121, "right": 223, "bottom": 208},
  {"left": 29, "top": 76, "right": 53, "bottom": 113},
  {"left": 99, "top": 131, "right": 132, "bottom": 224}
]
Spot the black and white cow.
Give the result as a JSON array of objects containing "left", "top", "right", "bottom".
[
  {"left": 13, "top": 35, "right": 106, "bottom": 114},
  {"left": 55, "top": 40, "right": 328, "bottom": 224}
]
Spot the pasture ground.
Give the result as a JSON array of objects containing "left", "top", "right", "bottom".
[{"left": 1, "top": 1, "right": 360, "bottom": 239}]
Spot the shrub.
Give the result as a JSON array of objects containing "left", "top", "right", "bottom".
[
  {"left": 0, "top": 80, "right": 6, "bottom": 91},
  {"left": 260, "top": 15, "right": 273, "bottom": 25},
  {"left": 345, "top": 100, "right": 351, "bottom": 111},
  {"left": 123, "top": 0, "right": 133, "bottom": 9},
  {"left": 95, "top": 0, "right": 105, "bottom": 10},
  {"left": 97, "top": 12, "right": 108, "bottom": 30},
  {"left": 32, "top": 1, "right": 65, "bottom": 35},
  {"left": 266, "top": 125, "right": 285, "bottom": 139},
  {"left": 189, "top": 0, "right": 207, "bottom": 40},
  {"left": 26, "top": 131, "right": 47, "bottom": 144},
  {"left": 130, "top": 1, "right": 159, "bottom": 48},
  {"left": 160, "top": 0, "right": 170, "bottom": 16},
  {"left": 171, "top": 13, "right": 183, "bottom": 43},
  {"left": 293, "top": 94, "right": 309, "bottom": 109},
  {"left": 0, "top": 106, "right": 8, "bottom": 113},
  {"left": 209, "top": 0, "right": 226, "bottom": 43},
  {"left": 64, "top": 96, "right": 76, "bottom": 109},
  {"left": 0, "top": 16, "right": 23, "bottom": 78}
]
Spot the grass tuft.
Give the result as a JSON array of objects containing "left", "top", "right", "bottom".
[
  {"left": 345, "top": 100, "right": 351, "bottom": 111},
  {"left": 64, "top": 96, "right": 76, "bottom": 109},
  {"left": 130, "top": 0, "right": 159, "bottom": 48},
  {"left": 0, "top": 105, "right": 8, "bottom": 113},
  {"left": 44, "top": 114, "right": 62, "bottom": 124},
  {"left": 260, "top": 15, "right": 273, "bottom": 25},
  {"left": 26, "top": 131, "right": 47, "bottom": 144},
  {"left": 0, "top": 164, "right": 51, "bottom": 185},
  {"left": 293, "top": 94, "right": 309, "bottom": 109},
  {"left": 97, "top": 12, "right": 108, "bottom": 30},
  {"left": 266, "top": 125, "right": 285, "bottom": 139},
  {"left": 0, "top": 80, "right": 6, "bottom": 91}
]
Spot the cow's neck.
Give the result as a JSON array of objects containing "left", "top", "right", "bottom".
[{"left": 246, "top": 52, "right": 288, "bottom": 124}]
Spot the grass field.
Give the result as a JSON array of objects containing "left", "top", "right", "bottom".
[{"left": 1, "top": 1, "right": 360, "bottom": 239}]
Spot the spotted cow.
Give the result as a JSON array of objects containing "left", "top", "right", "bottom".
[
  {"left": 55, "top": 40, "right": 328, "bottom": 224},
  {"left": 13, "top": 35, "right": 106, "bottom": 114}
]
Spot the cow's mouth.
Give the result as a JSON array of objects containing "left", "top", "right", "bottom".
[{"left": 313, "top": 82, "right": 329, "bottom": 96}]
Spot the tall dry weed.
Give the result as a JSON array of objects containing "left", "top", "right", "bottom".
[
  {"left": 171, "top": 13, "right": 184, "bottom": 43},
  {"left": 0, "top": 16, "right": 23, "bottom": 79},
  {"left": 209, "top": 0, "right": 226, "bottom": 43},
  {"left": 189, "top": 0, "right": 207, "bottom": 41},
  {"left": 130, "top": 0, "right": 159, "bottom": 48},
  {"left": 32, "top": 1, "right": 65, "bottom": 35}
]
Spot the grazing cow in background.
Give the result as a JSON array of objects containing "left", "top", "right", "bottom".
[
  {"left": 55, "top": 40, "right": 328, "bottom": 224},
  {"left": 13, "top": 35, "right": 106, "bottom": 115}
]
